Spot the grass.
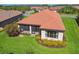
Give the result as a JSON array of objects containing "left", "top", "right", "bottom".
[
  {"left": 62, "top": 16, "right": 79, "bottom": 54},
  {"left": 0, "top": 16, "right": 79, "bottom": 54},
  {"left": 21, "top": 16, "right": 27, "bottom": 19}
]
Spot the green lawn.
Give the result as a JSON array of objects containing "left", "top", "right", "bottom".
[{"left": 0, "top": 16, "right": 79, "bottom": 54}]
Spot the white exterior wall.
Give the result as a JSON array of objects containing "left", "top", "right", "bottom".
[
  {"left": 58, "top": 32, "right": 64, "bottom": 41},
  {"left": 41, "top": 30, "right": 64, "bottom": 41},
  {"left": 29, "top": 26, "right": 32, "bottom": 34},
  {"left": 19, "top": 24, "right": 64, "bottom": 41},
  {"left": 41, "top": 30, "right": 46, "bottom": 39}
]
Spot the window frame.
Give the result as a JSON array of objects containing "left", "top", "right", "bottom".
[
  {"left": 46, "top": 31, "right": 58, "bottom": 39},
  {"left": 20, "top": 25, "right": 30, "bottom": 31},
  {"left": 31, "top": 26, "right": 40, "bottom": 34}
]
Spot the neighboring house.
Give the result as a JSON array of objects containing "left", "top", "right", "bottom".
[
  {"left": 18, "top": 9, "right": 65, "bottom": 41},
  {"left": 49, "top": 6, "right": 64, "bottom": 11},
  {"left": 31, "top": 6, "right": 64, "bottom": 12},
  {"left": 31, "top": 6, "right": 49, "bottom": 12},
  {"left": 0, "top": 10, "right": 22, "bottom": 27},
  {"left": 23, "top": 10, "right": 35, "bottom": 16}
]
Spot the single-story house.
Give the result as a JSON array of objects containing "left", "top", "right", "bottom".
[
  {"left": 31, "top": 6, "right": 49, "bottom": 12},
  {"left": 31, "top": 6, "right": 64, "bottom": 12},
  {"left": 18, "top": 9, "right": 65, "bottom": 41},
  {"left": 0, "top": 10, "right": 22, "bottom": 27},
  {"left": 49, "top": 6, "right": 64, "bottom": 11},
  {"left": 23, "top": 10, "right": 35, "bottom": 16}
]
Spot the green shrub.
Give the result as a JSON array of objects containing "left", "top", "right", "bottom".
[
  {"left": 51, "top": 41, "right": 58, "bottom": 47},
  {"left": 4, "top": 23, "right": 20, "bottom": 37},
  {"left": 35, "top": 34, "right": 41, "bottom": 41},
  {"left": 35, "top": 35, "right": 66, "bottom": 47},
  {"left": 0, "top": 28, "right": 4, "bottom": 32},
  {"left": 42, "top": 39, "right": 58, "bottom": 46},
  {"left": 57, "top": 41, "right": 66, "bottom": 47},
  {"left": 41, "top": 39, "right": 66, "bottom": 47}
]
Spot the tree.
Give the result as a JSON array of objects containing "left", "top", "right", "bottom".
[
  {"left": 4, "top": 23, "right": 20, "bottom": 37},
  {"left": 58, "top": 6, "right": 79, "bottom": 14},
  {"left": 0, "top": 5, "right": 31, "bottom": 11}
]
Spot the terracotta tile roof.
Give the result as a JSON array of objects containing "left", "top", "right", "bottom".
[
  {"left": 31, "top": 6, "right": 49, "bottom": 11},
  {"left": 49, "top": 6, "right": 64, "bottom": 11},
  {"left": 31, "top": 6, "right": 64, "bottom": 11},
  {"left": 18, "top": 9, "right": 65, "bottom": 31},
  {"left": 31, "top": 6, "right": 42, "bottom": 9},
  {"left": 0, "top": 10, "right": 22, "bottom": 22}
]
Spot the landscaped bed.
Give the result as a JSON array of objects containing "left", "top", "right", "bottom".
[
  {"left": 0, "top": 16, "right": 79, "bottom": 54},
  {"left": 35, "top": 35, "right": 66, "bottom": 48}
]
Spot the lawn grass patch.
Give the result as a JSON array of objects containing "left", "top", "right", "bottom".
[{"left": 0, "top": 16, "right": 79, "bottom": 54}]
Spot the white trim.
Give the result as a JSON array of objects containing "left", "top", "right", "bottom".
[
  {"left": 41, "top": 30, "right": 46, "bottom": 39},
  {"left": 58, "top": 32, "right": 64, "bottom": 41},
  {"left": 29, "top": 25, "right": 32, "bottom": 34}
]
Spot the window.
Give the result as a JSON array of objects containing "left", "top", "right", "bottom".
[
  {"left": 32, "top": 26, "right": 39, "bottom": 34},
  {"left": 32, "top": 26, "right": 39, "bottom": 32},
  {"left": 46, "top": 31, "right": 58, "bottom": 38},
  {"left": 20, "top": 25, "right": 29, "bottom": 31}
]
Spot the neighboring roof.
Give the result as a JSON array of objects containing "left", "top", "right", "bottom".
[
  {"left": 0, "top": 10, "right": 22, "bottom": 22},
  {"left": 49, "top": 6, "right": 64, "bottom": 11},
  {"left": 31, "top": 6, "right": 64, "bottom": 11},
  {"left": 18, "top": 9, "right": 65, "bottom": 31},
  {"left": 31, "top": 6, "right": 49, "bottom": 11},
  {"left": 31, "top": 6, "right": 42, "bottom": 9}
]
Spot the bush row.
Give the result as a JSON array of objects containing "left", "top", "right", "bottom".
[
  {"left": 35, "top": 35, "right": 66, "bottom": 47},
  {"left": 42, "top": 39, "right": 66, "bottom": 47}
]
